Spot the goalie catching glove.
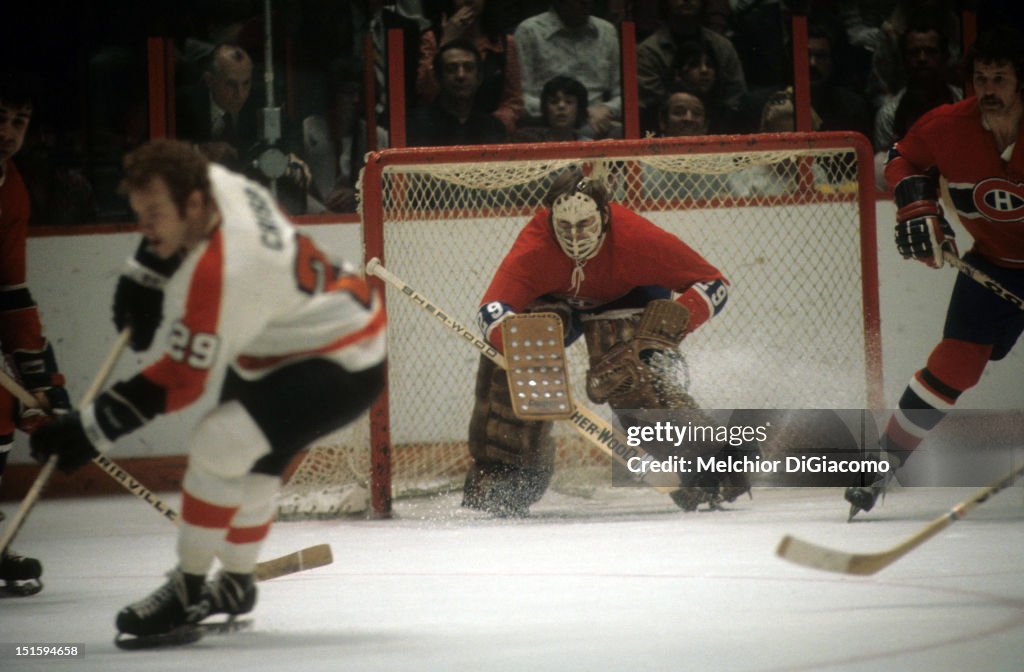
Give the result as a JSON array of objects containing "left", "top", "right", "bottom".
[
  {"left": 586, "top": 299, "right": 690, "bottom": 404},
  {"left": 113, "top": 240, "right": 183, "bottom": 351},
  {"left": 893, "top": 175, "right": 957, "bottom": 268}
]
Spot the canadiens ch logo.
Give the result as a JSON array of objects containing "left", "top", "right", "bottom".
[{"left": 973, "top": 178, "right": 1024, "bottom": 223}]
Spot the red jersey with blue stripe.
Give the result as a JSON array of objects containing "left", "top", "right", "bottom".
[
  {"left": 886, "top": 97, "right": 1024, "bottom": 267},
  {"left": 478, "top": 203, "right": 728, "bottom": 344}
]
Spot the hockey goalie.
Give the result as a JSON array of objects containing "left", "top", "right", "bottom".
[{"left": 463, "top": 166, "right": 751, "bottom": 516}]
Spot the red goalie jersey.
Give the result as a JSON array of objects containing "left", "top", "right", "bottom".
[
  {"left": 478, "top": 203, "right": 728, "bottom": 344},
  {"left": 885, "top": 97, "right": 1024, "bottom": 268}
]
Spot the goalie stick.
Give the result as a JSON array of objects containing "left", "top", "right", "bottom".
[
  {"left": 776, "top": 460, "right": 1024, "bottom": 575},
  {"left": 0, "top": 334, "right": 333, "bottom": 582},
  {"left": 364, "top": 258, "right": 682, "bottom": 493}
]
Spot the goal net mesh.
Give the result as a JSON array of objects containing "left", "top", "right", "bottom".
[{"left": 277, "top": 133, "right": 880, "bottom": 518}]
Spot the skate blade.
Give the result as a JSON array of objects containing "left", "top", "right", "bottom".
[
  {"left": 847, "top": 502, "right": 862, "bottom": 522},
  {"left": 115, "top": 626, "right": 203, "bottom": 651},
  {"left": 199, "top": 617, "right": 253, "bottom": 635}
]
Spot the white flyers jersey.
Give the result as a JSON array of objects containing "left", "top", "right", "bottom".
[{"left": 143, "top": 164, "right": 386, "bottom": 413}]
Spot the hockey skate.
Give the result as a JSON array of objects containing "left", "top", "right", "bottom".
[
  {"left": 845, "top": 471, "right": 895, "bottom": 521},
  {"left": 198, "top": 570, "right": 257, "bottom": 632},
  {"left": 115, "top": 568, "right": 208, "bottom": 650},
  {"left": 0, "top": 549, "right": 43, "bottom": 597}
]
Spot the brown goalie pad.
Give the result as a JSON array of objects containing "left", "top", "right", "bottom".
[
  {"left": 500, "top": 312, "right": 573, "bottom": 420},
  {"left": 466, "top": 355, "right": 555, "bottom": 514},
  {"left": 467, "top": 355, "right": 556, "bottom": 471}
]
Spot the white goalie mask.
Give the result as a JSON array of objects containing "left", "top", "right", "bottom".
[{"left": 550, "top": 189, "right": 606, "bottom": 263}]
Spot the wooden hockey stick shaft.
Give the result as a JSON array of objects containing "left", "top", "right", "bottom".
[
  {"left": 0, "top": 333, "right": 332, "bottom": 581},
  {"left": 941, "top": 247, "right": 1024, "bottom": 311},
  {"left": 776, "top": 460, "right": 1024, "bottom": 575},
  {"left": 0, "top": 330, "right": 131, "bottom": 555},
  {"left": 365, "top": 258, "right": 681, "bottom": 493}
]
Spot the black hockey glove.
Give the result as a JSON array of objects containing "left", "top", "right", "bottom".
[
  {"left": 113, "top": 277, "right": 164, "bottom": 351},
  {"left": 30, "top": 412, "right": 99, "bottom": 474},
  {"left": 113, "top": 241, "right": 183, "bottom": 351},
  {"left": 893, "top": 175, "right": 958, "bottom": 268},
  {"left": 11, "top": 343, "right": 71, "bottom": 433}
]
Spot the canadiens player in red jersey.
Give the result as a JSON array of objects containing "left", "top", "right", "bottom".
[
  {"left": 464, "top": 166, "right": 741, "bottom": 516},
  {"left": 846, "top": 26, "right": 1024, "bottom": 519},
  {"left": 0, "top": 75, "right": 71, "bottom": 596},
  {"left": 30, "top": 139, "right": 386, "bottom": 646}
]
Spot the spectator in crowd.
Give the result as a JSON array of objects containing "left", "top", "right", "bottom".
[
  {"left": 733, "top": 3, "right": 863, "bottom": 111},
  {"left": 637, "top": 0, "right": 747, "bottom": 129},
  {"left": 658, "top": 86, "right": 709, "bottom": 137},
  {"left": 175, "top": 43, "right": 314, "bottom": 214},
  {"left": 873, "top": 18, "right": 962, "bottom": 190},
  {"left": 417, "top": 0, "right": 523, "bottom": 134},
  {"left": 666, "top": 39, "right": 741, "bottom": 134},
  {"left": 333, "top": 1, "right": 428, "bottom": 189},
  {"left": 643, "top": 86, "right": 733, "bottom": 201},
  {"left": 514, "top": 0, "right": 622, "bottom": 139},
  {"left": 407, "top": 39, "right": 508, "bottom": 146},
  {"left": 512, "top": 75, "right": 593, "bottom": 142},
  {"left": 868, "top": 0, "right": 960, "bottom": 104},
  {"left": 728, "top": 89, "right": 829, "bottom": 198},
  {"left": 805, "top": 21, "right": 871, "bottom": 136}
]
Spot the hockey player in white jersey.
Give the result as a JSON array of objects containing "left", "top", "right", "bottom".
[{"left": 30, "top": 139, "right": 386, "bottom": 647}]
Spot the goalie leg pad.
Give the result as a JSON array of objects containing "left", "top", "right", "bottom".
[
  {"left": 461, "top": 460, "right": 552, "bottom": 517},
  {"left": 466, "top": 356, "right": 555, "bottom": 513},
  {"left": 468, "top": 355, "right": 556, "bottom": 470}
]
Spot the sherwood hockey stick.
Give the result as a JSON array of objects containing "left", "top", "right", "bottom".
[
  {"left": 776, "top": 460, "right": 1024, "bottom": 575},
  {"left": 365, "top": 258, "right": 681, "bottom": 493},
  {"left": 0, "top": 335, "right": 332, "bottom": 581},
  {"left": 940, "top": 246, "right": 1024, "bottom": 311},
  {"left": 0, "top": 330, "right": 131, "bottom": 555}
]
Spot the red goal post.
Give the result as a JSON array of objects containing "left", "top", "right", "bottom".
[{"left": 304, "top": 132, "right": 882, "bottom": 517}]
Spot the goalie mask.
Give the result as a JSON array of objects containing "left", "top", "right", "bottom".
[
  {"left": 547, "top": 175, "right": 610, "bottom": 292},
  {"left": 551, "top": 188, "right": 606, "bottom": 262}
]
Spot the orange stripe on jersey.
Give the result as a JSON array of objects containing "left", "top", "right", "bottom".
[
  {"left": 235, "top": 302, "right": 387, "bottom": 370},
  {"left": 226, "top": 520, "right": 272, "bottom": 544},
  {"left": 329, "top": 274, "right": 372, "bottom": 308},
  {"left": 182, "top": 490, "right": 238, "bottom": 529},
  {"left": 143, "top": 231, "right": 225, "bottom": 412}
]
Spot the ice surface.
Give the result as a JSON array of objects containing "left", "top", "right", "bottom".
[{"left": 2, "top": 484, "right": 1023, "bottom": 671}]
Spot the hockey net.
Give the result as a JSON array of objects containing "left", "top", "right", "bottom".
[{"left": 277, "top": 132, "right": 882, "bottom": 518}]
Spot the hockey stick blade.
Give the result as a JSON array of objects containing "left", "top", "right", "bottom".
[
  {"left": 253, "top": 543, "right": 333, "bottom": 582},
  {"left": 776, "top": 462, "right": 1024, "bottom": 575}
]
